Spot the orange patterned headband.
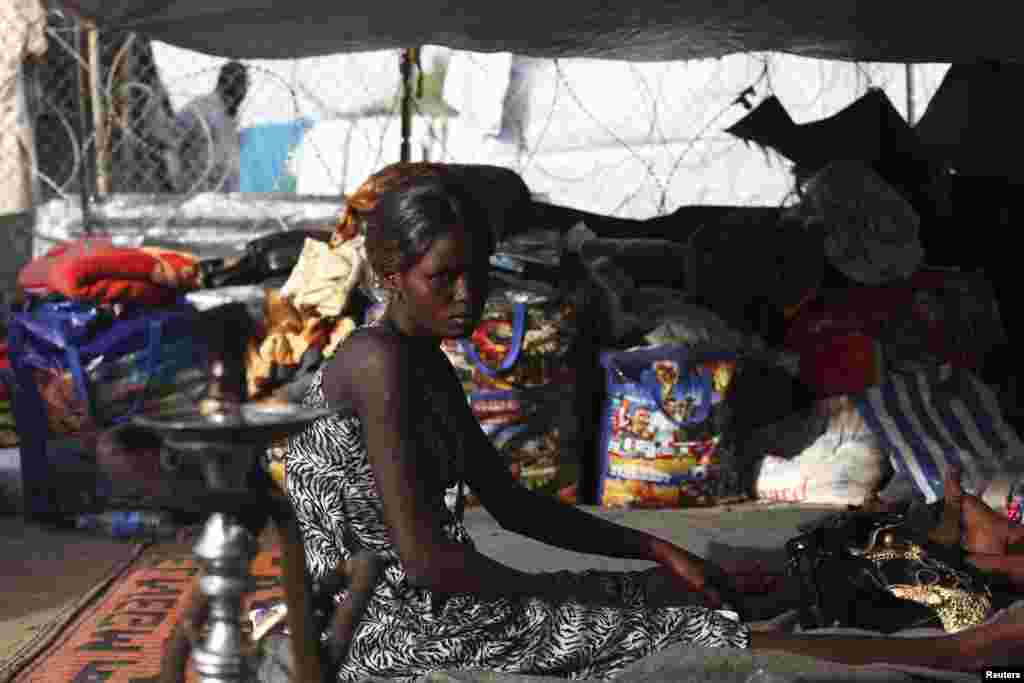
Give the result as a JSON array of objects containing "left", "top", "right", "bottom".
[{"left": 331, "top": 162, "right": 448, "bottom": 245}]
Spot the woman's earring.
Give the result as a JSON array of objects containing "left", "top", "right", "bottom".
[{"left": 388, "top": 276, "right": 403, "bottom": 302}]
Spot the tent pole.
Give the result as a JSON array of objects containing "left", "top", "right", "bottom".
[
  {"left": 400, "top": 48, "right": 416, "bottom": 163},
  {"left": 74, "top": 20, "right": 94, "bottom": 235},
  {"left": 86, "top": 20, "right": 111, "bottom": 196},
  {"left": 905, "top": 63, "right": 916, "bottom": 126}
]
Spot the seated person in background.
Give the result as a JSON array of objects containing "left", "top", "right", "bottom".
[{"left": 285, "top": 171, "right": 1024, "bottom": 681}]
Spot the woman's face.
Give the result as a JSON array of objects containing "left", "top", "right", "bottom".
[{"left": 394, "top": 223, "right": 491, "bottom": 339}]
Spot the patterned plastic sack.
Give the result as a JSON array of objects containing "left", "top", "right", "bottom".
[
  {"left": 441, "top": 287, "right": 577, "bottom": 497},
  {"left": 8, "top": 301, "right": 208, "bottom": 432},
  {"left": 7, "top": 300, "right": 208, "bottom": 517},
  {"left": 597, "top": 346, "right": 740, "bottom": 508}
]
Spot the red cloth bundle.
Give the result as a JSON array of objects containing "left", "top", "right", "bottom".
[
  {"left": 18, "top": 238, "right": 200, "bottom": 305},
  {"left": 785, "top": 284, "right": 914, "bottom": 352},
  {"left": 786, "top": 269, "right": 1003, "bottom": 394},
  {"left": 798, "top": 332, "right": 885, "bottom": 398}
]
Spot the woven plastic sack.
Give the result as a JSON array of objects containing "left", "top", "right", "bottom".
[
  {"left": 441, "top": 286, "right": 578, "bottom": 497},
  {"left": 7, "top": 300, "right": 207, "bottom": 517}
]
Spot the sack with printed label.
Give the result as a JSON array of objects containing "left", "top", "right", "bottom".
[
  {"left": 596, "top": 346, "right": 740, "bottom": 508},
  {"left": 441, "top": 285, "right": 578, "bottom": 499}
]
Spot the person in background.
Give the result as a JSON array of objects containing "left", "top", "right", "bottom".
[{"left": 172, "top": 61, "right": 249, "bottom": 194}]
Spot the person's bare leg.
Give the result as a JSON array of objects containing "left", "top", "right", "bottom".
[
  {"left": 941, "top": 465, "right": 1024, "bottom": 588},
  {"left": 749, "top": 605, "right": 1024, "bottom": 671},
  {"left": 947, "top": 465, "right": 1013, "bottom": 555},
  {"left": 962, "top": 490, "right": 1024, "bottom": 553}
]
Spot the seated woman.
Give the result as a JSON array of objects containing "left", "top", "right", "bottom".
[{"left": 286, "top": 172, "right": 1024, "bottom": 681}]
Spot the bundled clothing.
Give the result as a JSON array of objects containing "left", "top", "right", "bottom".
[
  {"left": 18, "top": 238, "right": 201, "bottom": 305},
  {"left": 245, "top": 290, "right": 356, "bottom": 399}
]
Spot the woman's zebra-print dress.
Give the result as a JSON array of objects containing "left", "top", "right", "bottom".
[{"left": 285, "top": 339, "right": 750, "bottom": 682}]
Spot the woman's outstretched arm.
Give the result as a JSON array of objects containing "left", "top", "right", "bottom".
[
  {"left": 464, "top": 437, "right": 668, "bottom": 561},
  {"left": 460, "top": 406, "right": 731, "bottom": 604}
]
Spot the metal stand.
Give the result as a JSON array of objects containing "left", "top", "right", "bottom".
[{"left": 135, "top": 400, "right": 331, "bottom": 683}]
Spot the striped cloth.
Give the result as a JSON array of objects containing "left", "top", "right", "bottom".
[{"left": 854, "top": 364, "right": 1024, "bottom": 503}]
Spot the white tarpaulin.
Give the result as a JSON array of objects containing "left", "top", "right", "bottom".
[{"left": 61, "top": 0, "right": 1019, "bottom": 63}]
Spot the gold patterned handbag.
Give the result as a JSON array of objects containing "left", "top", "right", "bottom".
[
  {"left": 854, "top": 521, "right": 992, "bottom": 632},
  {"left": 786, "top": 509, "right": 993, "bottom": 633}
]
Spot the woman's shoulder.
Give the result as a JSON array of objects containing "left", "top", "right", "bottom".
[
  {"left": 321, "top": 325, "right": 406, "bottom": 405},
  {"left": 332, "top": 324, "right": 405, "bottom": 369}
]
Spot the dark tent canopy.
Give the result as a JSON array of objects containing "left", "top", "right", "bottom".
[{"left": 62, "top": 0, "right": 1013, "bottom": 63}]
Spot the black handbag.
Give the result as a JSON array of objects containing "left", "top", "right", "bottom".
[
  {"left": 785, "top": 509, "right": 993, "bottom": 634},
  {"left": 199, "top": 230, "right": 331, "bottom": 288}
]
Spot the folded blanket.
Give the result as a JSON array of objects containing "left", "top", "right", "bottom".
[{"left": 18, "top": 239, "right": 201, "bottom": 305}]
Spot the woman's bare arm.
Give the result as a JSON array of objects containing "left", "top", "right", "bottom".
[
  {"left": 460, "top": 405, "right": 675, "bottom": 564},
  {"left": 326, "top": 331, "right": 558, "bottom": 599}
]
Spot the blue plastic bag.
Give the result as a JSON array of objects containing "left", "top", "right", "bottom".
[
  {"left": 7, "top": 300, "right": 208, "bottom": 518},
  {"left": 8, "top": 300, "right": 207, "bottom": 427}
]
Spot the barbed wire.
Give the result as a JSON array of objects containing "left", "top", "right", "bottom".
[{"left": 11, "top": 12, "right": 951, "bottom": 237}]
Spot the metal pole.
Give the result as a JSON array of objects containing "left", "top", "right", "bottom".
[
  {"left": 905, "top": 63, "right": 916, "bottom": 126},
  {"left": 87, "top": 21, "right": 111, "bottom": 197},
  {"left": 74, "top": 20, "right": 94, "bottom": 234},
  {"left": 400, "top": 48, "right": 415, "bottom": 163}
]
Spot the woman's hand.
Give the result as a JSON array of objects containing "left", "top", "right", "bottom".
[{"left": 650, "top": 540, "right": 743, "bottom": 615}]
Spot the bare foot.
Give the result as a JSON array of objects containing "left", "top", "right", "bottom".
[
  {"left": 962, "top": 496, "right": 1014, "bottom": 555},
  {"left": 749, "top": 610, "right": 801, "bottom": 633},
  {"left": 946, "top": 463, "right": 1024, "bottom": 555}
]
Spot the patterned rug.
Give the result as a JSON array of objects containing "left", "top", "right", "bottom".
[
  {"left": 0, "top": 523, "right": 150, "bottom": 683},
  {"left": 11, "top": 544, "right": 283, "bottom": 683}
]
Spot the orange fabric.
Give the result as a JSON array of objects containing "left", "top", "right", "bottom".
[
  {"left": 18, "top": 237, "right": 115, "bottom": 291},
  {"left": 244, "top": 291, "right": 348, "bottom": 398}
]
